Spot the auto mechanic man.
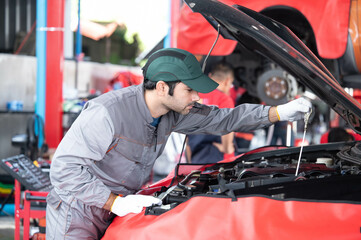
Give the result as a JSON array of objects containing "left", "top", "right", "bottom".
[{"left": 46, "top": 48, "right": 312, "bottom": 239}]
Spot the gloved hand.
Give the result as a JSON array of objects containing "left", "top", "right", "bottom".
[
  {"left": 111, "top": 194, "right": 162, "bottom": 217},
  {"left": 276, "top": 97, "right": 312, "bottom": 122}
]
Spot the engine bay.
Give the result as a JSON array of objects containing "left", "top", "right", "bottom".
[{"left": 147, "top": 141, "right": 361, "bottom": 215}]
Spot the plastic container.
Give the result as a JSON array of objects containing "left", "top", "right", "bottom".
[{"left": 6, "top": 101, "right": 23, "bottom": 111}]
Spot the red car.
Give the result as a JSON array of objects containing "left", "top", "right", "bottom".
[{"left": 102, "top": 0, "right": 361, "bottom": 239}]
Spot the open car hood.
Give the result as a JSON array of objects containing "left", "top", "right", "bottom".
[{"left": 184, "top": 0, "right": 361, "bottom": 134}]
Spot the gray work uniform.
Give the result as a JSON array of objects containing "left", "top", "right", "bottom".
[{"left": 46, "top": 84, "right": 272, "bottom": 239}]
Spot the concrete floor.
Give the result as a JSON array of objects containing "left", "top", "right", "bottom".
[
  {"left": 0, "top": 214, "right": 44, "bottom": 240},
  {"left": 0, "top": 216, "right": 19, "bottom": 240}
]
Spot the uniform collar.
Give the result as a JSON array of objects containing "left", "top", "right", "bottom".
[{"left": 136, "top": 84, "right": 156, "bottom": 124}]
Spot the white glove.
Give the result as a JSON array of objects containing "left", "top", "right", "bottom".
[
  {"left": 276, "top": 97, "right": 312, "bottom": 122},
  {"left": 111, "top": 195, "right": 161, "bottom": 217}
]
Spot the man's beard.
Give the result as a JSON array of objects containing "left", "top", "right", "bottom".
[{"left": 167, "top": 102, "right": 195, "bottom": 115}]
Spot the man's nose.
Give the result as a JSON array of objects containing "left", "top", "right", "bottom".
[{"left": 192, "top": 91, "right": 200, "bottom": 102}]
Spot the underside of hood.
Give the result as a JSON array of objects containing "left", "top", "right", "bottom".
[{"left": 184, "top": 0, "right": 361, "bottom": 134}]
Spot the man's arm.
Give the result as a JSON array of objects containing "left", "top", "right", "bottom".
[
  {"left": 50, "top": 102, "right": 114, "bottom": 208},
  {"left": 103, "top": 192, "right": 118, "bottom": 211},
  {"left": 175, "top": 98, "right": 311, "bottom": 136},
  {"left": 213, "top": 132, "right": 235, "bottom": 155},
  {"left": 176, "top": 103, "right": 272, "bottom": 135},
  {"left": 221, "top": 132, "right": 235, "bottom": 154},
  {"left": 268, "top": 106, "right": 279, "bottom": 123}
]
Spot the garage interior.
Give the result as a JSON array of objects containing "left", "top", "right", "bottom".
[{"left": 1, "top": 0, "right": 361, "bottom": 239}]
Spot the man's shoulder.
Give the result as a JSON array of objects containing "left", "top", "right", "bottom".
[{"left": 92, "top": 85, "right": 141, "bottom": 107}]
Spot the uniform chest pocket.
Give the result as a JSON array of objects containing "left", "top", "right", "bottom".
[
  {"left": 113, "top": 137, "right": 146, "bottom": 163},
  {"left": 46, "top": 191, "right": 62, "bottom": 210}
]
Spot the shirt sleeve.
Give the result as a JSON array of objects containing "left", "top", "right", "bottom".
[
  {"left": 49, "top": 101, "right": 114, "bottom": 208},
  {"left": 174, "top": 103, "right": 272, "bottom": 136}
]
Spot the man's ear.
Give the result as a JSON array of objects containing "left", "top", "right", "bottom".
[
  {"left": 155, "top": 81, "right": 168, "bottom": 96},
  {"left": 223, "top": 74, "right": 232, "bottom": 85},
  {"left": 227, "top": 76, "right": 234, "bottom": 86}
]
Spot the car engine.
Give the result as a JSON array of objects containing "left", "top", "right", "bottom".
[{"left": 146, "top": 141, "right": 361, "bottom": 215}]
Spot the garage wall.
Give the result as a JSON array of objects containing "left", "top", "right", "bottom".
[
  {"left": 0, "top": 53, "right": 142, "bottom": 164},
  {"left": 0, "top": 53, "right": 142, "bottom": 109}
]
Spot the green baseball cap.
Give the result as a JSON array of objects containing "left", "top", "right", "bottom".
[{"left": 142, "top": 48, "right": 218, "bottom": 93}]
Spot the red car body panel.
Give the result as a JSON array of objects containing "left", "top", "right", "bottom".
[
  {"left": 177, "top": 0, "right": 350, "bottom": 59},
  {"left": 177, "top": 3, "right": 238, "bottom": 56},
  {"left": 102, "top": 196, "right": 361, "bottom": 239}
]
